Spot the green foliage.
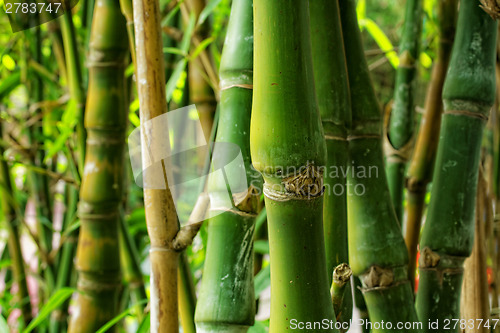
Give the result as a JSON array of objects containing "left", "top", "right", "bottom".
[{"left": 23, "top": 288, "right": 75, "bottom": 333}]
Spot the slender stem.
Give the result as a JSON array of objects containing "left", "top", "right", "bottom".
[
  {"left": 59, "top": 10, "right": 86, "bottom": 172},
  {"left": 178, "top": 252, "right": 196, "bottom": 333},
  {"left": 183, "top": 0, "right": 217, "bottom": 142},
  {"left": 404, "top": 0, "right": 458, "bottom": 289},
  {"left": 0, "top": 122, "right": 33, "bottom": 326},
  {"left": 385, "top": 0, "right": 423, "bottom": 221},
  {"left": 133, "top": 0, "right": 180, "bottom": 330}
]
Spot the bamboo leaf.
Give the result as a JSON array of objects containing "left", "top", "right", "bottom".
[
  {"left": 198, "top": 0, "right": 222, "bottom": 25},
  {"left": 0, "top": 259, "right": 12, "bottom": 270},
  {"left": 248, "top": 320, "right": 269, "bottom": 333},
  {"left": 254, "top": 264, "right": 270, "bottom": 299},
  {"left": 95, "top": 299, "right": 148, "bottom": 333},
  {"left": 0, "top": 70, "right": 21, "bottom": 100},
  {"left": 162, "top": 1, "right": 181, "bottom": 26},
  {"left": 136, "top": 312, "right": 150, "bottom": 333},
  {"left": 44, "top": 99, "right": 77, "bottom": 162},
  {"left": 166, "top": 12, "right": 195, "bottom": 102},
  {"left": 2, "top": 55, "right": 16, "bottom": 71},
  {"left": 356, "top": 0, "right": 366, "bottom": 21},
  {"left": 189, "top": 37, "right": 215, "bottom": 61},
  {"left": 359, "top": 18, "right": 399, "bottom": 68},
  {"left": 254, "top": 240, "right": 269, "bottom": 254},
  {"left": 0, "top": 314, "right": 8, "bottom": 333},
  {"left": 419, "top": 52, "right": 432, "bottom": 68},
  {"left": 163, "top": 47, "right": 187, "bottom": 57},
  {"left": 166, "top": 59, "right": 187, "bottom": 102},
  {"left": 22, "top": 288, "right": 75, "bottom": 333}
]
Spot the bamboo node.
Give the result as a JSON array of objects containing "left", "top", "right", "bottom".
[
  {"left": 332, "top": 263, "right": 352, "bottom": 287},
  {"left": 419, "top": 246, "right": 441, "bottom": 268},
  {"left": 234, "top": 185, "right": 260, "bottom": 213},
  {"left": 171, "top": 221, "right": 204, "bottom": 251},
  {"left": 324, "top": 134, "right": 347, "bottom": 141},
  {"left": 360, "top": 265, "right": 394, "bottom": 288},
  {"left": 220, "top": 83, "right": 254, "bottom": 91},
  {"left": 406, "top": 177, "right": 427, "bottom": 193},
  {"left": 444, "top": 109, "right": 489, "bottom": 121},
  {"left": 283, "top": 162, "right": 324, "bottom": 197},
  {"left": 480, "top": 0, "right": 500, "bottom": 20}
]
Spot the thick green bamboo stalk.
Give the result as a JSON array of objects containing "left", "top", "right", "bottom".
[
  {"left": 385, "top": 0, "right": 423, "bottom": 221},
  {"left": 0, "top": 123, "right": 32, "bottom": 326},
  {"left": 251, "top": 1, "right": 336, "bottom": 331},
  {"left": 416, "top": 1, "right": 497, "bottom": 331},
  {"left": 309, "top": 0, "right": 352, "bottom": 328},
  {"left": 133, "top": 0, "right": 180, "bottom": 330},
  {"left": 338, "top": 1, "right": 421, "bottom": 332},
  {"left": 195, "top": 0, "right": 260, "bottom": 331},
  {"left": 67, "top": 0, "right": 129, "bottom": 331},
  {"left": 404, "top": 0, "right": 458, "bottom": 289}
]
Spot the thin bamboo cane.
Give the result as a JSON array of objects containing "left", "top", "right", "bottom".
[
  {"left": 49, "top": 186, "right": 78, "bottom": 333},
  {"left": 338, "top": 1, "right": 421, "bottom": 331},
  {"left": 118, "top": 211, "right": 147, "bottom": 322},
  {"left": 309, "top": 0, "right": 352, "bottom": 328},
  {"left": 66, "top": 0, "right": 129, "bottom": 330},
  {"left": 385, "top": 0, "right": 423, "bottom": 221},
  {"left": 133, "top": 0, "right": 180, "bottom": 330},
  {"left": 23, "top": 26, "right": 56, "bottom": 297},
  {"left": 184, "top": 0, "right": 217, "bottom": 142},
  {"left": 415, "top": 1, "right": 498, "bottom": 331},
  {"left": 251, "top": 0, "right": 336, "bottom": 331},
  {"left": 0, "top": 123, "right": 32, "bottom": 326},
  {"left": 195, "top": 0, "right": 260, "bottom": 331},
  {"left": 404, "top": 0, "right": 458, "bottom": 289},
  {"left": 178, "top": 252, "right": 196, "bottom": 333},
  {"left": 58, "top": 9, "right": 86, "bottom": 172}
]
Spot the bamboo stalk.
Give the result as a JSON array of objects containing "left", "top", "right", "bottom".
[
  {"left": 195, "top": 0, "right": 260, "bottom": 331},
  {"left": 0, "top": 122, "right": 32, "bottom": 326},
  {"left": 178, "top": 252, "right": 196, "bottom": 333},
  {"left": 309, "top": 0, "right": 352, "bottom": 328},
  {"left": 59, "top": 9, "right": 86, "bottom": 172},
  {"left": 49, "top": 186, "right": 78, "bottom": 333},
  {"left": 338, "top": 1, "right": 421, "bottom": 331},
  {"left": 133, "top": 0, "right": 180, "bottom": 330},
  {"left": 184, "top": 0, "right": 217, "bottom": 141},
  {"left": 415, "top": 0, "right": 498, "bottom": 330},
  {"left": 251, "top": 0, "right": 336, "bottom": 331},
  {"left": 385, "top": 0, "right": 423, "bottom": 221},
  {"left": 404, "top": 0, "right": 458, "bottom": 289},
  {"left": 119, "top": 211, "right": 147, "bottom": 322},
  {"left": 66, "top": 0, "right": 129, "bottom": 330}
]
